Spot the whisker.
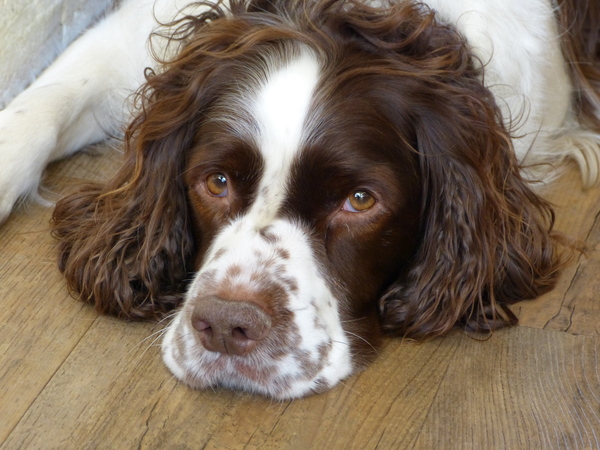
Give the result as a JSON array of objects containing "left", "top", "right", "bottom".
[
  {"left": 127, "top": 326, "right": 170, "bottom": 364},
  {"left": 337, "top": 379, "right": 361, "bottom": 396},
  {"left": 138, "top": 326, "right": 170, "bottom": 347},
  {"left": 126, "top": 310, "right": 180, "bottom": 363},
  {"left": 342, "top": 331, "right": 380, "bottom": 357},
  {"left": 340, "top": 316, "right": 368, "bottom": 324},
  {"left": 156, "top": 309, "right": 180, "bottom": 326}
]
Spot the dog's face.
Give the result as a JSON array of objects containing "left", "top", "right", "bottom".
[
  {"left": 162, "top": 49, "right": 421, "bottom": 397},
  {"left": 53, "top": 0, "right": 560, "bottom": 399}
]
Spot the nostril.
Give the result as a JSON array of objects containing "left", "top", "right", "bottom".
[
  {"left": 191, "top": 296, "right": 272, "bottom": 356},
  {"left": 232, "top": 327, "right": 247, "bottom": 340},
  {"left": 231, "top": 326, "right": 265, "bottom": 343},
  {"left": 192, "top": 319, "right": 214, "bottom": 345},
  {"left": 192, "top": 319, "right": 212, "bottom": 333}
]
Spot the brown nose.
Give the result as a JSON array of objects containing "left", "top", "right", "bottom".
[{"left": 191, "top": 296, "right": 272, "bottom": 356}]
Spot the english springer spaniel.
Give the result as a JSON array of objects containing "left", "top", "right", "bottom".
[{"left": 1, "top": 0, "right": 599, "bottom": 399}]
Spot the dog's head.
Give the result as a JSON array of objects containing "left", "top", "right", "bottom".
[{"left": 53, "top": 0, "right": 561, "bottom": 398}]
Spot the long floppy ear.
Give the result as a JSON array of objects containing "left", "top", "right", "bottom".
[
  {"left": 51, "top": 9, "right": 231, "bottom": 319},
  {"left": 380, "top": 76, "right": 563, "bottom": 338},
  {"left": 52, "top": 93, "right": 197, "bottom": 319}
]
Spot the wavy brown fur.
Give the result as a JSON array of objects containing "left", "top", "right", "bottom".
[{"left": 53, "top": 0, "right": 563, "bottom": 337}]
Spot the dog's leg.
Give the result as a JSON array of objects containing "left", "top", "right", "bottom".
[{"left": 0, "top": 0, "right": 169, "bottom": 222}]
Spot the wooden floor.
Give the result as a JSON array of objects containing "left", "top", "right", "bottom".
[{"left": 1, "top": 146, "right": 600, "bottom": 449}]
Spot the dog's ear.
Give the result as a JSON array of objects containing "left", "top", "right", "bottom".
[
  {"left": 380, "top": 75, "right": 563, "bottom": 338},
  {"left": 51, "top": 11, "right": 238, "bottom": 319},
  {"left": 52, "top": 81, "right": 199, "bottom": 319},
  {"left": 331, "top": 0, "right": 568, "bottom": 337}
]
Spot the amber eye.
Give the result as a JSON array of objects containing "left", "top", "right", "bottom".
[
  {"left": 343, "top": 190, "right": 376, "bottom": 212},
  {"left": 206, "top": 173, "right": 228, "bottom": 197}
]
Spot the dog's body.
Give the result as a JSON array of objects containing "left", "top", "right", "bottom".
[{"left": 1, "top": 0, "right": 599, "bottom": 398}]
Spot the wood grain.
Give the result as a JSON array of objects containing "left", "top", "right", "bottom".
[
  {"left": 2, "top": 324, "right": 599, "bottom": 448},
  {"left": 513, "top": 166, "right": 600, "bottom": 336}
]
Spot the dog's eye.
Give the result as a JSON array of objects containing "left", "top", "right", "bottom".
[
  {"left": 343, "top": 190, "right": 376, "bottom": 212},
  {"left": 206, "top": 173, "right": 228, "bottom": 197}
]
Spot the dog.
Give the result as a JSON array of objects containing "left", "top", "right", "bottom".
[{"left": 1, "top": 0, "right": 599, "bottom": 399}]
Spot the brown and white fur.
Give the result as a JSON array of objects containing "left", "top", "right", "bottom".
[{"left": 1, "top": 0, "right": 599, "bottom": 398}]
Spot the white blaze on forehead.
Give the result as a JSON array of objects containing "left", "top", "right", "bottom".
[{"left": 250, "top": 50, "right": 321, "bottom": 225}]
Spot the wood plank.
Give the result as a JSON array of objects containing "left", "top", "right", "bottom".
[
  {"left": 514, "top": 167, "right": 600, "bottom": 336},
  {"left": 412, "top": 329, "right": 600, "bottom": 449},
  {"left": 0, "top": 146, "right": 120, "bottom": 442},
  {"left": 2, "top": 324, "right": 599, "bottom": 448},
  {"left": 542, "top": 210, "right": 600, "bottom": 335},
  {"left": 0, "top": 203, "right": 98, "bottom": 443}
]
